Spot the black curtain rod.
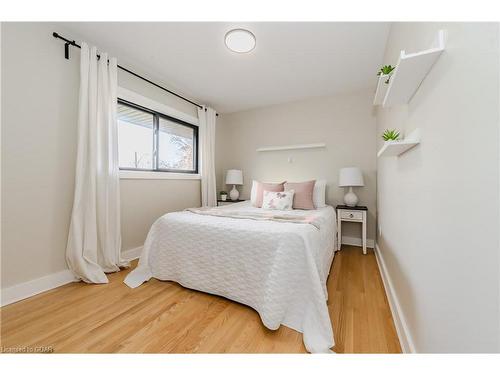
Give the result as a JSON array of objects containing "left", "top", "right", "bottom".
[{"left": 52, "top": 32, "right": 218, "bottom": 116}]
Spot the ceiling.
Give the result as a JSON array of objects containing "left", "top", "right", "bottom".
[{"left": 59, "top": 22, "right": 391, "bottom": 114}]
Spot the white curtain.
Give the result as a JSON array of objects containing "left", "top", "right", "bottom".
[
  {"left": 198, "top": 106, "right": 217, "bottom": 207},
  {"left": 66, "top": 43, "right": 128, "bottom": 283}
]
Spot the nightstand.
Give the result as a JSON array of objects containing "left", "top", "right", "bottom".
[
  {"left": 336, "top": 205, "right": 368, "bottom": 255},
  {"left": 217, "top": 199, "right": 245, "bottom": 206}
]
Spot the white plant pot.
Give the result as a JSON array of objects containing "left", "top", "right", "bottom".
[{"left": 221, "top": 195, "right": 227, "bottom": 201}]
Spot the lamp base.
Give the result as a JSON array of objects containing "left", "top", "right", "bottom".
[
  {"left": 229, "top": 185, "right": 240, "bottom": 200},
  {"left": 344, "top": 187, "right": 358, "bottom": 207}
]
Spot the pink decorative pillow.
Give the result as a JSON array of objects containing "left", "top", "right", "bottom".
[
  {"left": 284, "top": 180, "right": 316, "bottom": 210},
  {"left": 253, "top": 181, "right": 285, "bottom": 208}
]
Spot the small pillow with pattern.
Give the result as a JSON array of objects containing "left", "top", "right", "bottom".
[{"left": 261, "top": 190, "right": 295, "bottom": 211}]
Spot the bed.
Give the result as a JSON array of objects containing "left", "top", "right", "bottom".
[{"left": 124, "top": 200, "right": 337, "bottom": 353}]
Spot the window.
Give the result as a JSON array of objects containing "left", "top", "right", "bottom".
[
  {"left": 117, "top": 99, "right": 198, "bottom": 173},
  {"left": 117, "top": 102, "right": 154, "bottom": 170}
]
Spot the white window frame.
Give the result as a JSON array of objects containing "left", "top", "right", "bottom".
[
  {"left": 117, "top": 87, "right": 201, "bottom": 180},
  {"left": 119, "top": 170, "right": 201, "bottom": 180}
]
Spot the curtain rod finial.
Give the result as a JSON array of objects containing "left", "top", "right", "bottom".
[{"left": 64, "top": 42, "right": 70, "bottom": 59}]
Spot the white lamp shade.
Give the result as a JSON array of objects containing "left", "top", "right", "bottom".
[
  {"left": 339, "top": 167, "right": 364, "bottom": 187},
  {"left": 225, "top": 169, "right": 243, "bottom": 185}
]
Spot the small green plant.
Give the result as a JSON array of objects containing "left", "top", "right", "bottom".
[
  {"left": 382, "top": 129, "right": 400, "bottom": 141},
  {"left": 377, "top": 65, "right": 395, "bottom": 84},
  {"left": 220, "top": 191, "right": 227, "bottom": 196}
]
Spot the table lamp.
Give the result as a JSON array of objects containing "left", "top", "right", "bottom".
[
  {"left": 339, "top": 167, "right": 364, "bottom": 207},
  {"left": 225, "top": 169, "right": 243, "bottom": 200}
]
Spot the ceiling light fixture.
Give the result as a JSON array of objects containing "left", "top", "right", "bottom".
[{"left": 224, "top": 29, "right": 256, "bottom": 53}]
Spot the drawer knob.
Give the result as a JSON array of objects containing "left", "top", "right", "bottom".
[{"left": 349, "top": 213, "right": 353, "bottom": 218}]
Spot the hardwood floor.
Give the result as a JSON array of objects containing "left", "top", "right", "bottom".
[{"left": 0, "top": 245, "right": 401, "bottom": 353}]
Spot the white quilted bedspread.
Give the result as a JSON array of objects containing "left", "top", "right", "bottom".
[{"left": 124, "top": 201, "right": 337, "bottom": 353}]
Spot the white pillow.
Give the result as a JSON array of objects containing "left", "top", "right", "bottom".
[
  {"left": 262, "top": 190, "right": 295, "bottom": 211},
  {"left": 313, "top": 179, "right": 327, "bottom": 208},
  {"left": 250, "top": 180, "right": 258, "bottom": 206}
]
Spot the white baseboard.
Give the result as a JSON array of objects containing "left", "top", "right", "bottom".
[
  {"left": 122, "top": 246, "right": 143, "bottom": 261},
  {"left": 374, "top": 243, "right": 415, "bottom": 353},
  {"left": 341, "top": 236, "right": 375, "bottom": 248},
  {"left": 1, "top": 246, "right": 143, "bottom": 307},
  {"left": 1, "top": 269, "right": 77, "bottom": 307}
]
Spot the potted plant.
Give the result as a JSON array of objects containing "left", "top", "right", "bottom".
[
  {"left": 377, "top": 65, "right": 395, "bottom": 84},
  {"left": 220, "top": 191, "right": 228, "bottom": 201},
  {"left": 382, "top": 129, "right": 401, "bottom": 142}
]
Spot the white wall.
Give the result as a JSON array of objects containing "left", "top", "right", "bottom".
[
  {"left": 376, "top": 23, "right": 500, "bottom": 352},
  {"left": 1, "top": 23, "right": 201, "bottom": 289},
  {"left": 216, "top": 89, "right": 377, "bottom": 242}
]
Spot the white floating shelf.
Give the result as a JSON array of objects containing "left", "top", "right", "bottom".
[
  {"left": 256, "top": 143, "right": 326, "bottom": 152},
  {"left": 373, "top": 74, "right": 392, "bottom": 105},
  {"left": 375, "top": 30, "right": 445, "bottom": 107},
  {"left": 377, "top": 128, "right": 420, "bottom": 157},
  {"left": 377, "top": 139, "right": 420, "bottom": 157}
]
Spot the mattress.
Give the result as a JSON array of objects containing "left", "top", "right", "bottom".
[{"left": 124, "top": 200, "right": 337, "bottom": 353}]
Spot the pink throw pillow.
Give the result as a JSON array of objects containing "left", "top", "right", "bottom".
[
  {"left": 254, "top": 181, "right": 285, "bottom": 208},
  {"left": 284, "top": 180, "right": 316, "bottom": 210}
]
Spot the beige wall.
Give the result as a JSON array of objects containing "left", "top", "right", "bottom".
[
  {"left": 216, "top": 89, "right": 377, "bottom": 241},
  {"left": 1, "top": 23, "right": 201, "bottom": 288},
  {"left": 376, "top": 23, "right": 499, "bottom": 352}
]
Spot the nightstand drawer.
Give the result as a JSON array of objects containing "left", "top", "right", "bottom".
[{"left": 340, "top": 210, "right": 364, "bottom": 220}]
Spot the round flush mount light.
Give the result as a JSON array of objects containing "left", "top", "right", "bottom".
[{"left": 224, "top": 29, "right": 256, "bottom": 53}]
